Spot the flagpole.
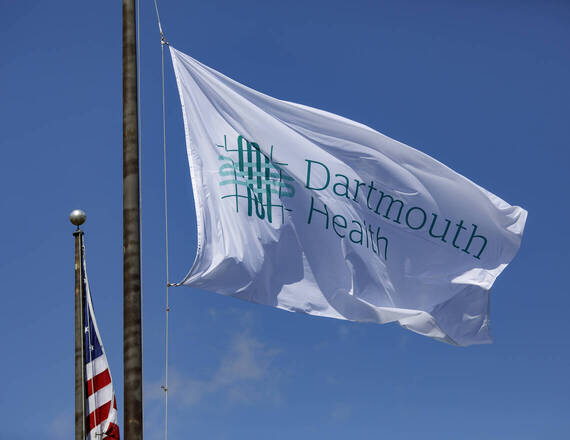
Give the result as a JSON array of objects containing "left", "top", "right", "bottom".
[
  {"left": 71, "top": 209, "right": 86, "bottom": 440},
  {"left": 123, "top": 0, "right": 143, "bottom": 439}
]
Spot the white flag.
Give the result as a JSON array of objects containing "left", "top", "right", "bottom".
[{"left": 170, "top": 47, "right": 527, "bottom": 345}]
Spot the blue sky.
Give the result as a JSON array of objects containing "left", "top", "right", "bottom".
[{"left": 1, "top": 1, "right": 569, "bottom": 438}]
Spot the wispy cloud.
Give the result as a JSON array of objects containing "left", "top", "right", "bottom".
[
  {"left": 169, "top": 331, "right": 282, "bottom": 407},
  {"left": 146, "top": 312, "right": 284, "bottom": 412},
  {"left": 143, "top": 309, "right": 287, "bottom": 439}
]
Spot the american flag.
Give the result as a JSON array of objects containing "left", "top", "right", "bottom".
[{"left": 82, "top": 245, "right": 120, "bottom": 439}]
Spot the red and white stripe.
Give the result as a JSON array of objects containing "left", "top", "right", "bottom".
[
  {"left": 86, "top": 353, "right": 119, "bottom": 438},
  {"left": 83, "top": 249, "right": 120, "bottom": 440}
]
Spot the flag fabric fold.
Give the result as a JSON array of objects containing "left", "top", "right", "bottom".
[
  {"left": 170, "top": 46, "right": 527, "bottom": 346},
  {"left": 82, "top": 244, "right": 120, "bottom": 439}
]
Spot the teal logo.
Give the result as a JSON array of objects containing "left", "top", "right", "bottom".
[{"left": 217, "top": 135, "right": 295, "bottom": 224}]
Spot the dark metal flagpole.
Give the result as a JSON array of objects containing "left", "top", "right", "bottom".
[
  {"left": 71, "top": 209, "right": 86, "bottom": 440},
  {"left": 123, "top": 0, "right": 143, "bottom": 439}
]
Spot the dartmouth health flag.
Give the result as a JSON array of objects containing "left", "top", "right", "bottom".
[{"left": 170, "top": 47, "right": 527, "bottom": 346}]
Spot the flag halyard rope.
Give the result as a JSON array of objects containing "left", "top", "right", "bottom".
[
  {"left": 151, "top": 1, "right": 171, "bottom": 440},
  {"left": 160, "top": 36, "right": 171, "bottom": 440}
]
